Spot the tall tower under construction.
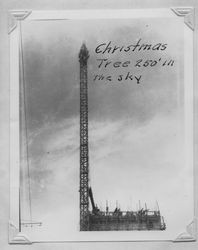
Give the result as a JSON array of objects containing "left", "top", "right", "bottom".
[
  {"left": 79, "top": 43, "right": 90, "bottom": 231},
  {"left": 78, "top": 43, "right": 166, "bottom": 232}
]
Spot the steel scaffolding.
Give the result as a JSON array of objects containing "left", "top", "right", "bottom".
[{"left": 79, "top": 43, "right": 90, "bottom": 231}]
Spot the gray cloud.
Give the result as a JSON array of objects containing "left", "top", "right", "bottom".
[
  {"left": 21, "top": 17, "right": 183, "bottom": 201},
  {"left": 22, "top": 18, "right": 183, "bottom": 133}
]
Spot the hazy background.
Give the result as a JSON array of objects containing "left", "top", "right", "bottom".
[{"left": 17, "top": 17, "right": 194, "bottom": 241}]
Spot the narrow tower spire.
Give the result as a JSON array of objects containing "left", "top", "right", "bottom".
[{"left": 79, "top": 43, "right": 89, "bottom": 231}]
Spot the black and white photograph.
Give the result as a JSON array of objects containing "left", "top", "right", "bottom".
[{"left": 8, "top": 8, "right": 195, "bottom": 243}]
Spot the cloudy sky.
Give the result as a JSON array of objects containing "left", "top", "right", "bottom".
[{"left": 20, "top": 17, "right": 193, "bottom": 241}]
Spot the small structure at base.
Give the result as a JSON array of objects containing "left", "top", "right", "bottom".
[{"left": 88, "top": 187, "right": 166, "bottom": 231}]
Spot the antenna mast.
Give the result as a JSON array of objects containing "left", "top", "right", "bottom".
[{"left": 79, "top": 43, "right": 90, "bottom": 231}]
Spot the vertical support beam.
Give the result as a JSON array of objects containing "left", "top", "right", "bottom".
[{"left": 79, "top": 43, "right": 89, "bottom": 231}]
